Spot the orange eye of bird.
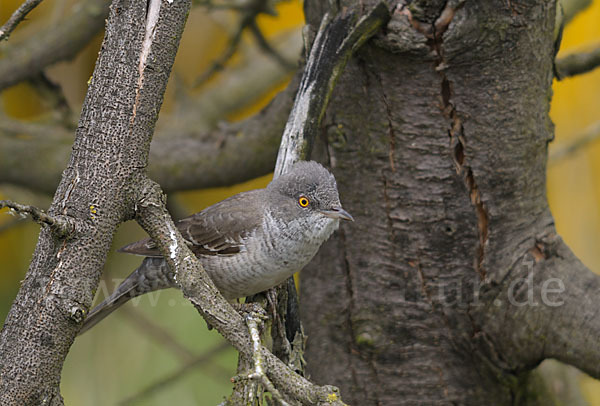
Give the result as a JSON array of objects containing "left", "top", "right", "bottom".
[{"left": 298, "top": 196, "right": 310, "bottom": 207}]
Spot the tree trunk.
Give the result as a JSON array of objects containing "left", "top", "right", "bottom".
[
  {"left": 0, "top": 1, "right": 191, "bottom": 403},
  {"left": 300, "top": 1, "right": 594, "bottom": 404}
]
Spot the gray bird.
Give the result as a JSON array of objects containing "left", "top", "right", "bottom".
[{"left": 80, "top": 161, "right": 353, "bottom": 334}]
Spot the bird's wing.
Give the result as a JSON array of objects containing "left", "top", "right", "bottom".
[{"left": 119, "top": 190, "right": 265, "bottom": 257}]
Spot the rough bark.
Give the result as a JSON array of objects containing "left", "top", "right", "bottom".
[
  {"left": 0, "top": 0, "right": 190, "bottom": 403},
  {"left": 301, "top": 1, "right": 600, "bottom": 405}
]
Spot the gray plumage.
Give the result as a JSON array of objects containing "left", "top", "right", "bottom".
[{"left": 80, "top": 161, "right": 352, "bottom": 334}]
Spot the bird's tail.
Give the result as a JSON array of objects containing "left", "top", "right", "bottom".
[{"left": 79, "top": 257, "right": 176, "bottom": 335}]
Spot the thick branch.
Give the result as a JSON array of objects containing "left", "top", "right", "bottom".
[
  {"left": 477, "top": 233, "right": 600, "bottom": 379},
  {"left": 0, "top": 0, "right": 110, "bottom": 91},
  {"left": 274, "top": 2, "right": 391, "bottom": 176},
  {"left": 0, "top": 0, "right": 44, "bottom": 42},
  {"left": 0, "top": 68, "right": 300, "bottom": 195},
  {"left": 533, "top": 236, "right": 600, "bottom": 378}
]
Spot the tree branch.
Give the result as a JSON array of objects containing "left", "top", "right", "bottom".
[
  {"left": 0, "top": 0, "right": 44, "bottom": 42},
  {"left": 549, "top": 120, "right": 600, "bottom": 162},
  {"left": 555, "top": 44, "right": 600, "bottom": 79},
  {"left": 533, "top": 236, "right": 600, "bottom": 378},
  {"left": 274, "top": 1, "right": 391, "bottom": 175},
  {"left": 0, "top": 199, "right": 76, "bottom": 237},
  {"left": 0, "top": 0, "right": 110, "bottom": 91},
  {"left": 0, "top": 48, "right": 301, "bottom": 195},
  {"left": 477, "top": 232, "right": 600, "bottom": 380},
  {"left": 561, "top": 0, "right": 592, "bottom": 25}
]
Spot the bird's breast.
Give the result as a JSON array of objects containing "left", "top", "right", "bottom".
[{"left": 199, "top": 210, "right": 338, "bottom": 299}]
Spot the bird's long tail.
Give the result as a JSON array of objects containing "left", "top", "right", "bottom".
[{"left": 79, "top": 257, "right": 176, "bottom": 335}]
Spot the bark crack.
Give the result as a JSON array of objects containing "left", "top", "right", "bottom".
[
  {"left": 131, "top": 0, "right": 161, "bottom": 127},
  {"left": 405, "top": 1, "right": 488, "bottom": 279}
]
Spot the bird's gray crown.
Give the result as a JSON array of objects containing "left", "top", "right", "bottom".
[{"left": 267, "top": 161, "right": 340, "bottom": 210}]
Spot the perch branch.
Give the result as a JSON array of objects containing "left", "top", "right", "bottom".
[
  {"left": 245, "top": 312, "right": 290, "bottom": 406},
  {"left": 134, "top": 178, "right": 348, "bottom": 405},
  {"left": 0, "top": 0, "right": 44, "bottom": 42}
]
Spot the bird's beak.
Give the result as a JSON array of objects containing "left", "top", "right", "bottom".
[{"left": 321, "top": 207, "right": 354, "bottom": 222}]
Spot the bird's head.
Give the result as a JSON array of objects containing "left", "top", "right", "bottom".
[{"left": 267, "top": 161, "right": 353, "bottom": 228}]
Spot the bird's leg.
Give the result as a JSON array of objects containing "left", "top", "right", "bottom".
[
  {"left": 231, "top": 301, "right": 267, "bottom": 317},
  {"left": 266, "top": 287, "right": 279, "bottom": 320}
]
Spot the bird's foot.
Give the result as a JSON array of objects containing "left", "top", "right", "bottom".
[{"left": 231, "top": 302, "right": 268, "bottom": 320}]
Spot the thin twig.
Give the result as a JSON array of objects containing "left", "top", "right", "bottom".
[
  {"left": 555, "top": 44, "right": 600, "bottom": 79},
  {"left": 120, "top": 307, "right": 196, "bottom": 362},
  {"left": 28, "top": 72, "right": 76, "bottom": 129},
  {"left": 249, "top": 20, "right": 295, "bottom": 70},
  {"left": 118, "top": 341, "right": 232, "bottom": 405},
  {"left": 0, "top": 199, "right": 75, "bottom": 237},
  {"left": 550, "top": 121, "right": 600, "bottom": 163},
  {"left": 0, "top": 0, "right": 44, "bottom": 42},
  {"left": 193, "top": 0, "right": 287, "bottom": 88},
  {"left": 192, "top": 16, "right": 247, "bottom": 87}
]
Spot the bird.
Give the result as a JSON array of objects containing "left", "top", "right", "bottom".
[{"left": 79, "top": 161, "right": 353, "bottom": 334}]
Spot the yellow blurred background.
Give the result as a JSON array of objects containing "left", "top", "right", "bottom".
[
  {"left": 1, "top": 0, "right": 600, "bottom": 404},
  {"left": 548, "top": 1, "right": 600, "bottom": 402}
]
